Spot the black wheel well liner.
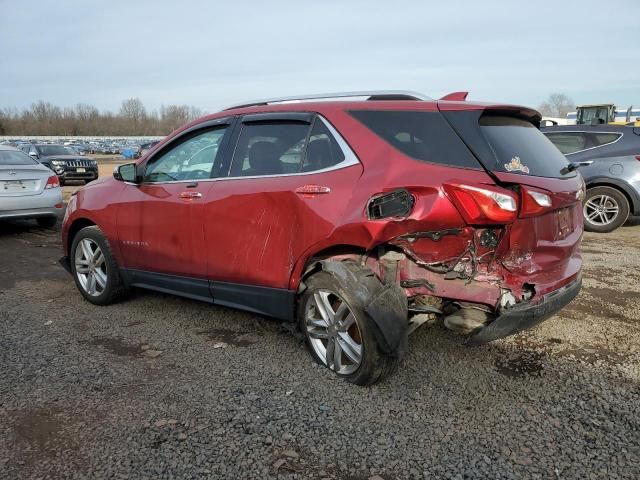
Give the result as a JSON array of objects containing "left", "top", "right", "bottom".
[{"left": 66, "top": 218, "right": 96, "bottom": 255}]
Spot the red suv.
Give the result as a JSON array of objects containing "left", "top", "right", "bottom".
[{"left": 61, "top": 91, "right": 584, "bottom": 385}]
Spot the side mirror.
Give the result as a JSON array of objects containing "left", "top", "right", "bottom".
[{"left": 114, "top": 163, "right": 139, "bottom": 183}]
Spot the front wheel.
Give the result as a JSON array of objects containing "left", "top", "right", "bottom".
[
  {"left": 298, "top": 270, "right": 398, "bottom": 386},
  {"left": 583, "top": 186, "right": 629, "bottom": 233},
  {"left": 70, "top": 226, "right": 129, "bottom": 305}
]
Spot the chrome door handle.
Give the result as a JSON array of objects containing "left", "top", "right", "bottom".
[{"left": 180, "top": 191, "right": 202, "bottom": 199}]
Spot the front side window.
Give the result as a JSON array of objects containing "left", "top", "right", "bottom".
[
  {"left": 544, "top": 132, "right": 588, "bottom": 154},
  {"left": 230, "top": 122, "right": 311, "bottom": 177},
  {"left": 145, "top": 127, "right": 228, "bottom": 182}
]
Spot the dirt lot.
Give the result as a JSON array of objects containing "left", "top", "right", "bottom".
[{"left": 1, "top": 165, "right": 639, "bottom": 479}]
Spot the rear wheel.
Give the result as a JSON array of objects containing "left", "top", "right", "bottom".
[
  {"left": 36, "top": 216, "right": 57, "bottom": 228},
  {"left": 583, "top": 186, "right": 629, "bottom": 233},
  {"left": 298, "top": 270, "right": 398, "bottom": 386},
  {"left": 70, "top": 226, "right": 128, "bottom": 305}
]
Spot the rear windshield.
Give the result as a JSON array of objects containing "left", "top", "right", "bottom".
[
  {"left": 479, "top": 116, "right": 572, "bottom": 177},
  {"left": 349, "top": 110, "right": 481, "bottom": 169},
  {"left": 0, "top": 150, "right": 38, "bottom": 166}
]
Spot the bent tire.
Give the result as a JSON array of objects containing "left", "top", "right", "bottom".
[
  {"left": 70, "top": 226, "right": 129, "bottom": 305},
  {"left": 298, "top": 266, "right": 401, "bottom": 386},
  {"left": 583, "top": 186, "right": 629, "bottom": 233}
]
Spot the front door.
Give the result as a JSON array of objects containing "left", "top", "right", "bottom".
[{"left": 116, "top": 121, "right": 232, "bottom": 280}]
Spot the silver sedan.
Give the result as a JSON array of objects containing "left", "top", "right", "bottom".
[{"left": 0, "top": 145, "right": 64, "bottom": 228}]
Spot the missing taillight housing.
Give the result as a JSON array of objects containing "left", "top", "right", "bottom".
[
  {"left": 443, "top": 183, "right": 518, "bottom": 224},
  {"left": 367, "top": 189, "right": 414, "bottom": 220},
  {"left": 45, "top": 175, "right": 60, "bottom": 189}
]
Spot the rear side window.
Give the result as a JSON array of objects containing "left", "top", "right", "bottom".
[
  {"left": 349, "top": 110, "right": 481, "bottom": 169},
  {"left": 301, "top": 118, "right": 345, "bottom": 172},
  {"left": 590, "top": 132, "right": 621, "bottom": 147},
  {"left": 544, "top": 132, "right": 588, "bottom": 154},
  {"left": 479, "top": 116, "right": 571, "bottom": 177},
  {"left": 230, "top": 122, "right": 311, "bottom": 176}
]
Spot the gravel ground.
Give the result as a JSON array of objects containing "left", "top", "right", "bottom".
[{"left": 1, "top": 209, "right": 639, "bottom": 479}]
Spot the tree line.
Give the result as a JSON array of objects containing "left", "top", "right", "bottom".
[{"left": 0, "top": 98, "right": 203, "bottom": 137}]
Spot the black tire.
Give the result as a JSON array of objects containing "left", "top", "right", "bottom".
[
  {"left": 583, "top": 186, "right": 630, "bottom": 233},
  {"left": 70, "top": 226, "right": 129, "bottom": 305},
  {"left": 59, "top": 179, "right": 65, "bottom": 186},
  {"left": 298, "top": 268, "right": 399, "bottom": 386},
  {"left": 36, "top": 216, "right": 57, "bottom": 228}
]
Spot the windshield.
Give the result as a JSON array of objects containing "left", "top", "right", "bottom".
[
  {"left": 479, "top": 116, "right": 572, "bottom": 178},
  {"left": 38, "top": 145, "right": 76, "bottom": 156},
  {"left": 0, "top": 150, "right": 39, "bottom": 166}
]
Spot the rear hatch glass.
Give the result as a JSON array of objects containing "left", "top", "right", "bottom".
[
  {"left": 442, "top": 110, "right": 573, "bottom": 179},
  {"left": 479, "top": 116, "right": 573, "bottom": 178}
]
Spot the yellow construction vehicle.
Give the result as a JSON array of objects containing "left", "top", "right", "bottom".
[{"left": 574, "top": 104, "right": 640, "bottom": 126}]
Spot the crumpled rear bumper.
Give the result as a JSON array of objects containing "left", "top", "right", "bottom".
[{"left": 467, "top": 277, "right": 582, "bottom": 346}]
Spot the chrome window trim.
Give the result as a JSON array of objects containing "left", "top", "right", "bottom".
[
  {"left": 138, "top": 114, "right": 360, "bottom": 185},
  {"left": 544, "top": 130, "right": 623, "bottom": 156}
]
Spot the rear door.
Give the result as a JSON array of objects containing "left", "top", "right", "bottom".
[
  {"left": 202, "top": 112, "right": 362, "bottom": 317},
  {"left": 441, "top": 107, "right": 584, "bottom": 276}
]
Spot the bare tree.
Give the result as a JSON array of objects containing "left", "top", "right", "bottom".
[
  {"left": 0, "top": 99, "right": 204, "bottom": 136},
  {"left": 538, "top": 93, "right": 575, "bottom": 118}
]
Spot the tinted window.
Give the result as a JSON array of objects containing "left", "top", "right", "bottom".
[
  {"left": 544, "top": 132, "right": 588, "bottom": 154},
  {"left": 301, "top": 119, "right": 345, "bottom": 172},
  {"left": 591, "top": 132, "right": 621, "bottom": 147},
  {"left": 349, "top": 110, "right": 480, "bottom": 169},
  {"left": 145, "top": 127, "right": 228, "bottom": 182},
  {"left": 479, "top": 116, "right": 571, "bottom": 177},
  {"left": 230, "top": 122, "right": 311, "bottom": 177},
  {"left": 0, "top": 150, "right": 38, "bottom": 166},
  {"left": 38, "top": 145, "right": 75, "bottom": 156}
]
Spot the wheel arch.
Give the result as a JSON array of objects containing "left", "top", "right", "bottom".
[
  {"left": 65, "top": 217, "right": 97, "bottom": 256},
  {"left": 586, "top": 178, "right": 639, "bottom": 214}
]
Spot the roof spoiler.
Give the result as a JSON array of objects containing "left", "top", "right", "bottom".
[{"left": 440, "top": 91, "right": 469, "bottom": 101}]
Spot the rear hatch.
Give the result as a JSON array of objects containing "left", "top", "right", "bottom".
[
  {"left": 440, "top": 104, "right": 583, "bottom": 277},
  {"left": 0, "top": 167, "right": 49, "bottom": 196}
]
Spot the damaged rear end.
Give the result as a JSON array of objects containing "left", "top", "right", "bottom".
[{"left": 351, "top": 103, "right": 584, "bottom": 344}]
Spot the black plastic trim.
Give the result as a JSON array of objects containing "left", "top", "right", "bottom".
[
  {"left": 468, "top": 277, "right": 582, "bottom": 345},
  {"left": 241, "top": 112, "right": 313, "bottom": 124},
  {"left": 118, "top": 269, "right": 296, "bottom": 321}
]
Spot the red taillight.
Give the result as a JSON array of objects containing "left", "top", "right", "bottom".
[
  {"left": 520, "top": 186, "right": 553, "bottom": 218},
  {"left": 45, "top": 175, "right": 60, "bottom": 189},
  {"left": 444, "top": 183, "right": 518, "bottom": 224},
  {"left": 635, "top": 155, "right": 640, "bottom": 162}
]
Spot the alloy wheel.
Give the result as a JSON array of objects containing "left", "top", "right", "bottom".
[
  {"left": 74, "top": 238, "right": 107, "bottom": 297},
  {"left": 304, "top": 289, "right": 363, "bottom": 375},
  {"left": 584, "top": 194, "right": 619, "bottom": 226}
]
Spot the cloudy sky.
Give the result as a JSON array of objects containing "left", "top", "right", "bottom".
[{"left": 1, "top": 0, "right": 639, "bottom": 114}]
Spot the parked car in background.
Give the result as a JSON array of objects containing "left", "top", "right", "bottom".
[
  {"left": 0, "top": 146, "right": 63, "bottom": 227},
  {"left": 19, "top": 143, "right": 98, "bottom": 185},
  {"left": 543, "top": 125, "right": 640, "bottom": 232},
  {"left": 61, "top": 91, "right": 583, "bottom": 385},
  {"left": 139, "top": 140, "right": 160, "bottom": 157}
]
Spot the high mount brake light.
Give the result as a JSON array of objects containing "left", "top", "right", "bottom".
[
  {"left": 45, "top": 175, "right": 60, "bottom": 189},
  {"left": 444, "top": 184, "right": 518, "bottom": 224},
  {"left": 521, "top": 187, "right": 553, "bottom": 217}
]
